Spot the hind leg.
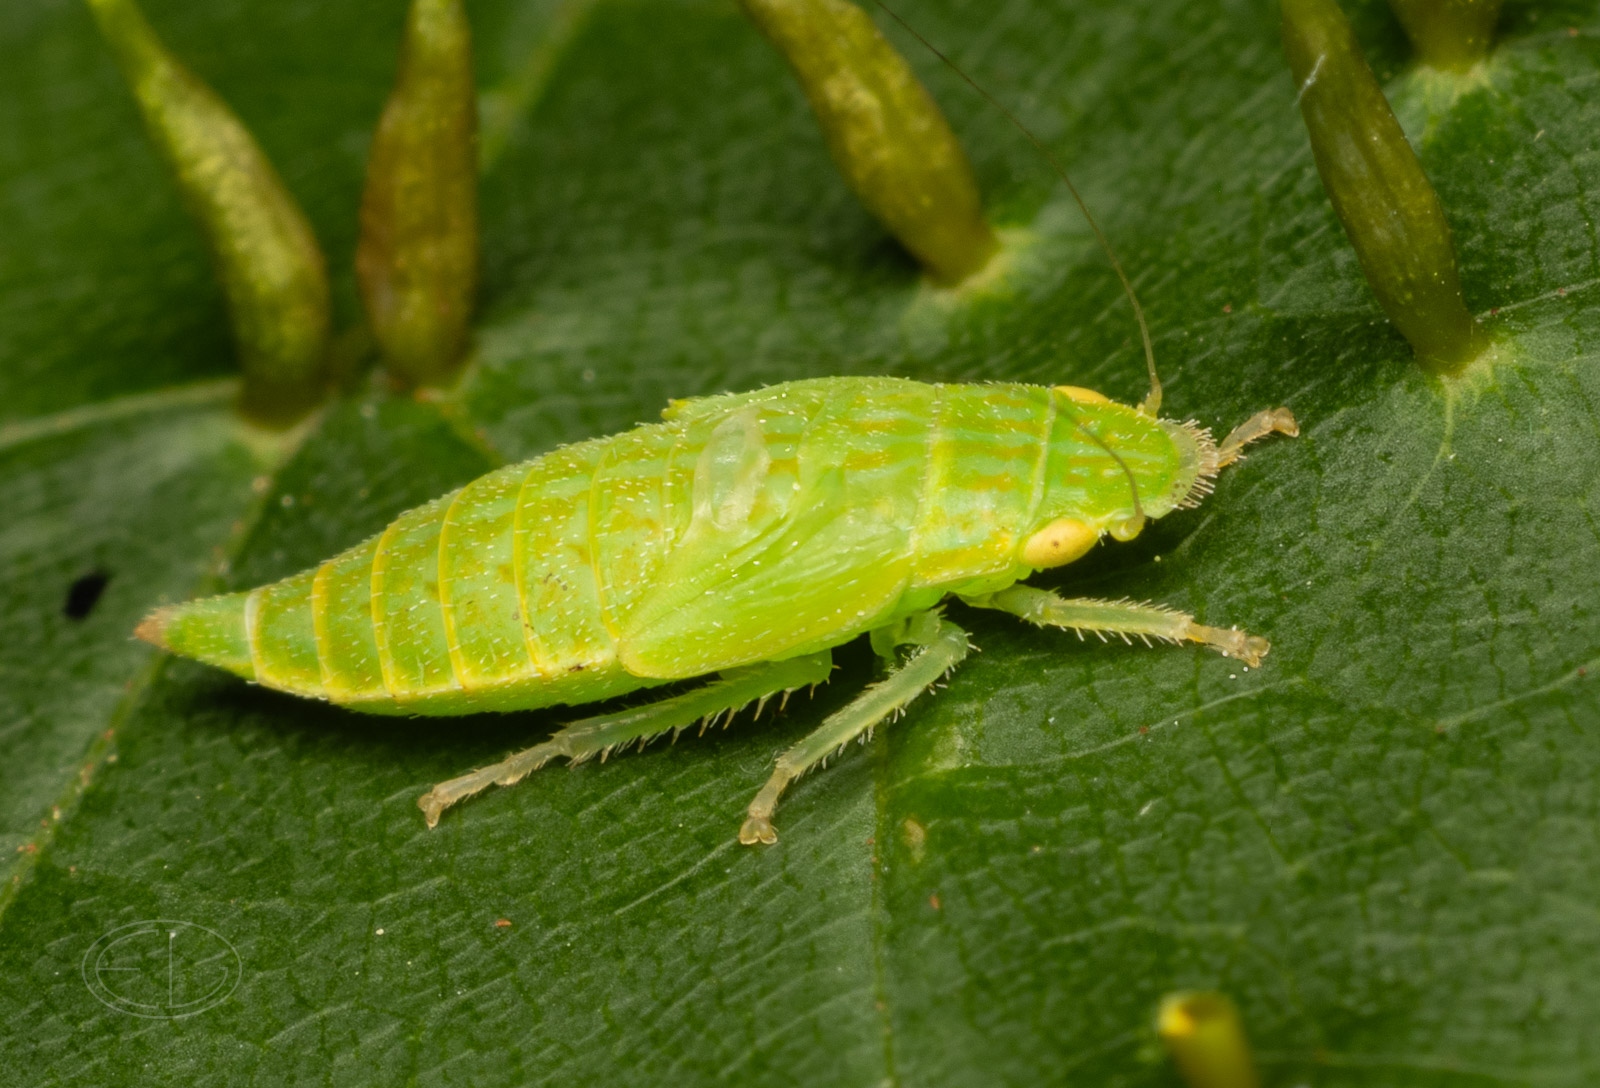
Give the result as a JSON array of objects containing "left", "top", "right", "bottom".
[{"left": 418, "top": 651, "right": 833, "bottom": 827}]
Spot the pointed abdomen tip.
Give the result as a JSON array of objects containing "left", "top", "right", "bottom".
[{"left": 133, "top": 608, "right": 172, "bottom": 650}]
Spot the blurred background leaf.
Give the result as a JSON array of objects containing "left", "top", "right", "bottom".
[{"left": 2, "top": 0, "right": 1598, "bottom": 1084}]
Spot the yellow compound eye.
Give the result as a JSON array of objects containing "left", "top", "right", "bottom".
[
  {"left": 1021, "top": 518, "right": 1099, "bottom": 568},
  {"left": 1052, "top": 385, "right": 1110, "bottom": 405}
]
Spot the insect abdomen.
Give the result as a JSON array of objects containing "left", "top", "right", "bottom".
[
  {"left": 326, "top": 442, "right": 664, "bottom": 712},
  {"left": 144, "top": 440, "right": 670, "bottom": 714}
]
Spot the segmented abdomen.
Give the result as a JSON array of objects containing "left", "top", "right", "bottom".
[{"left": 245, "top": 434, "right": 646, "bottom": 712}]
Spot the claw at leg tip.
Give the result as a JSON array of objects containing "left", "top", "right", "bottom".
[
  {"left": 739, "top": 816, "right": 777, "bottom": 845},
  {"left": 1247, "top": 636, "right": 1271, "bottom": 665}
]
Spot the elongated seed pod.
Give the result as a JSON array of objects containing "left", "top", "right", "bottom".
[
  {"left": 737, "top": 0, "right": 997, "bottom": 285},
  {"left": 357, "top": 0, "right": 479, "bottom": 388},
  {"left": 86, "top": 0, "right": 331, "bottom": 426},
  {"left": 138, "top": 378, "right": 1217, "bottom": 713},
  {"left": 1387, "top": 0, "right": 1502, "bottom": 71},
  {"left": 1282, "top": 0, "right": 1484, "bottom": 375}
]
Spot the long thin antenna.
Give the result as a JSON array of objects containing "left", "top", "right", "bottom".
[
  {"left": 874, "top": 1, "right": 1163, "bottom": 417},
  {"left": 1060, "top": 402, "right": 1146, "bottom": 521}
]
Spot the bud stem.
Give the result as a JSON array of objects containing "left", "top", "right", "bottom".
[
  {"left": 357, "top": 0, "right": 480, "bottom": 389},
  {"left": 738, "top": 0, "right": 997, "bottom": 285},
  {"left": 1283, "top": 0, "right": 1487, "bottom": 375},
  {"left": 86, "top": 0, "right": 332, "bottom": 426}
]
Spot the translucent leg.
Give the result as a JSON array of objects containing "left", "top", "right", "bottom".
[
  {"left": 739, "top": 611, "right": 970, "bottom": 846},
  {"left": 418, "top": 651, "right": 833, "bottom": 827},
  {"left": 963, "top": 585, "right": 1270, "bottom": 667},
  {"left": 1217, "top": 407, "right": 1298, "bottom": 467}
]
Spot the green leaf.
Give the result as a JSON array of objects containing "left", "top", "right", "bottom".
[{"left": 3, "top": 0, "right": 1598, "bottom": 1083}]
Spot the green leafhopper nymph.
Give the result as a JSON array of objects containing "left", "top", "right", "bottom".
[{"left": 137, "top": 377, "right": 1295, "bottom": 843}]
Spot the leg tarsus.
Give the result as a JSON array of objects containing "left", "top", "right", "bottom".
[
  {"left": 739, "top": 610, "right": 970, "bottom": 846},
  {"left": 418, "top": 739, "right": 562, "bottom": 828},
  {"left": 1217, "top": 407, "right": 1298, "bottom": 467},
  {"left": 1182, "top": 622, "right": 1270, "bottom": 667},
  {"left": 739, "top": 776, "right": 783, "bottom": 845},
  {"left": 417, "top": 651, "right": 833, "bottom": 828}
]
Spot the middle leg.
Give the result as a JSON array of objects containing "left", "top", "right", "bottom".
[{"left": 739, "top": 610, "right": 971, "bottom": 845}]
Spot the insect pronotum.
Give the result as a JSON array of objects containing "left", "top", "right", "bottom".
[{"left": 135, "top": 7, "right": 1300, "bottom": 845}]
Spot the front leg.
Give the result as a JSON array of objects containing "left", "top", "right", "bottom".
[
  {"left": 1217, "top": 406, "right": 1299, "bottom": 467},
  {"left": 962, "top": 585, "right": 1269, "bottom": 667}
]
